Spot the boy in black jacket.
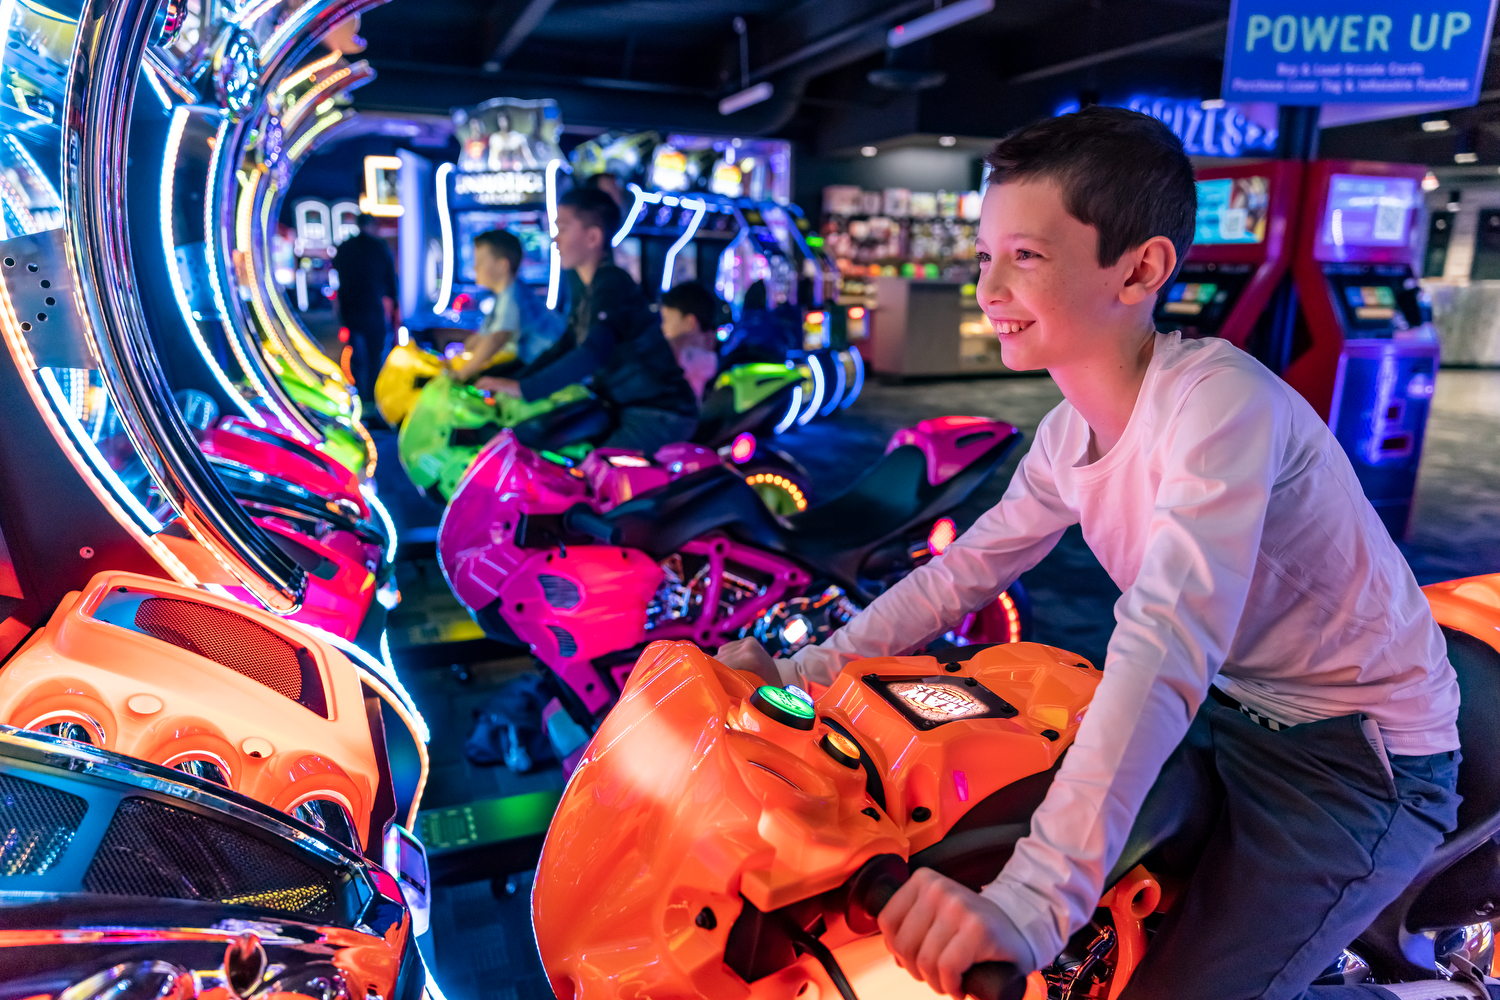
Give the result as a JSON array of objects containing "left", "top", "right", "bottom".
[{"left": 477, "top": 188, "right": 699, "bottom": 452}]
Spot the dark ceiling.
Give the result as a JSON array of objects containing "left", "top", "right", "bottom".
[{"left": 349, "top": 0, "right": 1500, "bottom": 167}]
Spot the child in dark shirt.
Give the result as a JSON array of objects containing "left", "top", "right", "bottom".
[{"left": 477, "top": 188, "right": 698, "bottom": 453}]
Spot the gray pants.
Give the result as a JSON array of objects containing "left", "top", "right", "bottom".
[
  {"left": 603, "top": 407, "right": 698, "bottom": 455},
  {"left": 1119, "top": 699, "right": 1460, "bottom": 1000}
]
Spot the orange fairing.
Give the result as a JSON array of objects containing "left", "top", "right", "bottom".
[
  {"left": 1425, "top": 573, "right": 1500, "bottom": 655},
  {"left": 533, "top": 640, "right": 1100, "bottom": 1000},
  {"left": 0, "top": 570, "right": 382, "bottom": 850}
]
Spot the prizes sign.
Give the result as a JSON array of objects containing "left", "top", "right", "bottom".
[{"left": 1223, "top": 0, "right": 1499, "bottom": 104}]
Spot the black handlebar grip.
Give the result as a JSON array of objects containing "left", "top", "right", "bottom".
[
  {"left": 852, "top": 859, "right": 1029, "bottom": 1000},
  {"left": 962, "top": 962, "right": 1027, "bottom": 1000},
  {"left": 563, "top": 503, "right": 621, "bottom": 545}
]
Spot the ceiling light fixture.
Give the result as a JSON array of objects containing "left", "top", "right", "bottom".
[
  {"left": 939, "top": 135, "right": 957, "bottom": 146},
  {"left": 861, "top": 146, "right": 878, "bottom": 157},
  {"left": 1423, "top": 119, "right": 1451, "bottom": 132},
  {"left": 1200, "top": 98, "right": 1226, "bottom": 109},
  {"left": 1455, "top": 152, "right": 1479, "bottom": 163},
  {"left": 888, "top": 0, "right": 995, "bottom": 48},
  {"left": 719, "top": 81, "right": 773, "bottom": 115}
]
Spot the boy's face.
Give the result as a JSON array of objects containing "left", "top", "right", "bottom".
[
  {"left": 974, "top": 178, "right": 1167, "bottom": 372},
  {"left": 660, "top": 305, "right": 700, "bottom": 340},
  {"left": 472, "top": 243, "right": 512, "bottom": 292},
  {"left": 553, "top": 205, "right": 604, "bottom": 271}
]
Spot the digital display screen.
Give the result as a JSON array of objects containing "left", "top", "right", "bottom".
[
  {"left": 1321, "top": 174, "right": 1417, "bottom": 250},
  {"left": 865, "top": 674, "right": 1018, "bottom": 731},
  {"left": 1162, "top": 282, "right": 1221, "bottom": 315},
  {"left": 1344, "top": 284, "right": 1397, "bottom": 320},
  {"left": 1194, "top": 176, "right": 1269, "bottom": 245},
  {"left": 456, "top": 210, "right": 551, "bottom": 285}
]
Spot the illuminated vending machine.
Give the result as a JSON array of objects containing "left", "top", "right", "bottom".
[
  {"left": 1155, "top": 161, "right": 1302, "bottom": 349},
  {"left": 1284, "top": 162, "right": 1436, "bottom": 538}
]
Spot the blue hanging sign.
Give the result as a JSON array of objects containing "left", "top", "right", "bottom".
[
  {"left": 1222, "top": 0, "right": 1499, "bottom": 105},
  {"left": 1055, "top": 97, "right": 1280, "bottom": 157}
]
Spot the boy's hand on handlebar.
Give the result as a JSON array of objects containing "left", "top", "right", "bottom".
[
  {"left": 715, "top": 637, "right": 785, "bottom": 687},
  {"left": 475, "top": 376, "right": 522, "bottom": 398},
  {"left": 880, "top": 868, "right": 1031, "bottom": 999}
]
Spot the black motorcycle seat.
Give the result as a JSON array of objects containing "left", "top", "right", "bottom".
[
  {"left": 751, "top": 430, "right": 1021, "bottom": 587},
  {"left": 606, "top": 467, "right": 786, "bottom": 560},
  {"left": 604, "top": 429, "right": 1020, "bottom": 588},
  {"left": 514, "top": 398, "right": 613, "bottom": 452}
]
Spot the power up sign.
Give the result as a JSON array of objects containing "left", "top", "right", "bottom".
[{"left": 1223, "top": 0, "right": 1499, "bottom": 104}]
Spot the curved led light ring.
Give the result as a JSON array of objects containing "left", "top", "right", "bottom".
[
  {"left": 282, "top": 65, "right": 352, "bottom": 131},
  {"left": 661, "top": 197, "right": 707, "bottom": 294},
  {"left": 205, "top": 118, "right": 304, "bottom": 437},
  {"left": 772, "top": 384, "right": 802, "bottom": 435},
  {"left": 841, "top": 345, "right": 865, "bottom": 409},
  {"left": 796, "top": 357, "right": 824, "bottom": 426},
  {"left": 820, "top": 350, "right": 846, "bottom": 416},
  {"left": 162, "top": 107, "right": 259, "bottom": 422},
  {"left": 433, "top": 161, "right": 454, "bottom": 314},
  {"left": 261, "top": 178, "right": 349, "bottom": 389},
  {"left": 544, "top": 157, "right": 569, "bottom": 310},
  {"left": 612, "top": 183, "right": 650, "bottom": 246},
  {"left": 39, "top": 369, "right": 165, "bottom": 532},
  {"left": 362, "top": 482, "right": 397, "bottom": 564},
  {"left": 274, "top": 48, "right": 343, "bottom": 99},
  {"left": 140, "top": 59, "right": 172, "bottom": 111}
]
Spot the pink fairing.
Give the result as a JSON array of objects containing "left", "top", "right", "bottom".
[
  {"left": 581, "top": 443, "right": 719, "bottom": 511},
  {"left": 885, "top": 415, "right": 1019, "bottom": 486},
  {"left": 225, "top": 518, "right": 379, "bottom": 640},
  {"left": 441, "top": 431, "right": 811, "bottom": 714},
  {"left": 441, "top": 430, "right": 589, "bottom": 614},
  {"left": 201, "top": 417, "right": 368, "bottom": 518}
]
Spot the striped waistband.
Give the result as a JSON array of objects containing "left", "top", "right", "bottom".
[{"left": 1208, "top": 686, "right": 1292, "bottom": 732}]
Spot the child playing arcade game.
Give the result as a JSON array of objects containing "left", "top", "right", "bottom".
[
  {"left": 720, "top": 106, "right": 1463, "bottom": 1000},
  {"left": 660, "top": 280, "right": 721, "bottom": 400},
  {"left": 476, "top": 188, "right": 699, "bottom": 453},
  {"left": 450, "top": 228, "right": 560, "bottom": 382}
]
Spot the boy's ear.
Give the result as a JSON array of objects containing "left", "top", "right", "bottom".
[{"left": 1119, "top": 236, "right": 1178, "bottom": 306}]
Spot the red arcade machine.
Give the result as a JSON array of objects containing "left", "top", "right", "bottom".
[
  {"left": 1155, "top": 160, "right": 1302, "bottom": 348},
  {"left": 1158, "top": 159, "right": 1435, "bottom": 539},
  {"left": 1284, "top": 161, "right": 1436, "bottom": 538}
]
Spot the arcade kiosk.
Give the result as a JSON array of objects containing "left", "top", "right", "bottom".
[
  {"left": 1286, "top": 162, "right": 1436, "bottom": 538},
  {"left": 1155, "top": 160, "right": 1436, "bottom": 538},
  {"left": 1155, "top": 160, "right": 1302, "bottom": 349}
]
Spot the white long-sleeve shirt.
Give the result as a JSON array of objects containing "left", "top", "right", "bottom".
[{"left": 782, "top": 332, "right": 1460, "bottom": 971}]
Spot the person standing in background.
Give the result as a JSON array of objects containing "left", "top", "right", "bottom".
[{"left": 332, "top": 213, "right": 399, "bottom": 407}]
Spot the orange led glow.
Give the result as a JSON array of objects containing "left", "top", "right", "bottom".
[
  {"left": 998, "top": 588, "right": 1022, "bottom": 643},
  {"left": 927, "top": 517, "right": 957, "bottom": 555},
  {"left": 805, "top": 311, "right": 826, "bottom": 325},
  {"left": 745, "top": 472, "right": 807, "bottom": 511},
  {"left": 848, "top": 306, "right": 866, "bottom": 320}
]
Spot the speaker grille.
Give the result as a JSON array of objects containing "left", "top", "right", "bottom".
[
  {"left": 0, "top": 772, "right": 88, "bottom": 875},
  {"left": 82, "top": 797, "right": 335, "bottom": 920},
  {"left": 548, "top": 625, "right": 578, "bottom": 658},
  {"left": 133, "top": 597, "right": 327, "bottom": 717},
  {"left": 538, "top": 574, "right": 580, "bottom": 609}
]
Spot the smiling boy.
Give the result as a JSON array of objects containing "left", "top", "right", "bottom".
[{"left": 719, "top": 106, "right": 1461, "bottom": 999}]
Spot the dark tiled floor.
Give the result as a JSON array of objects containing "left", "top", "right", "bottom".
[{"left": 398, "top": 368, "right": 1500, "bottom": 1000}]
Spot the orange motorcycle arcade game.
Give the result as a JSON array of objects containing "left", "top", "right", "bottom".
[{"left": 533, "top": 587, "right": 1500, "bottom": 1000}]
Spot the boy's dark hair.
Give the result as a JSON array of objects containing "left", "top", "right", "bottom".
[
  {"left": 473, "top": 228, "right": 523, "bottom": 275},
  {"left": 558, "top": 187, "right": 622, "bottom": 248},
  {"left": 984, "top": 106, "right": 1196, "bottom": 286},
  {"left": 662, "top": 281, "right": 719, "bottom": 333},
  {"left": 356, "top": 212, "right": 377, "bottom": 229}
]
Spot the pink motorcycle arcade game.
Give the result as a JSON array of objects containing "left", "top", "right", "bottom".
[{"left": 438, "top": 415, "right": 1033, "bottom": 770}]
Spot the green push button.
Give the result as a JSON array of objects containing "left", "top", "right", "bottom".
[{"left": 751, "top": 685, "right": 816, "bottom": 730}]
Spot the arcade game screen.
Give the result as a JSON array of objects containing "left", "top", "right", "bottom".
[
  {"left": 457, "top": 210, "right": 551, "bottom": 284},
  {"left": 1318, "top": 174, "right": 1418, "bottom": 253},
  {"left": 1194, "top": 176, "right": 1269, "bottom": 245},
  {"left": 1156, "top": 263, "right": 1254, "bottom": 338}
]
